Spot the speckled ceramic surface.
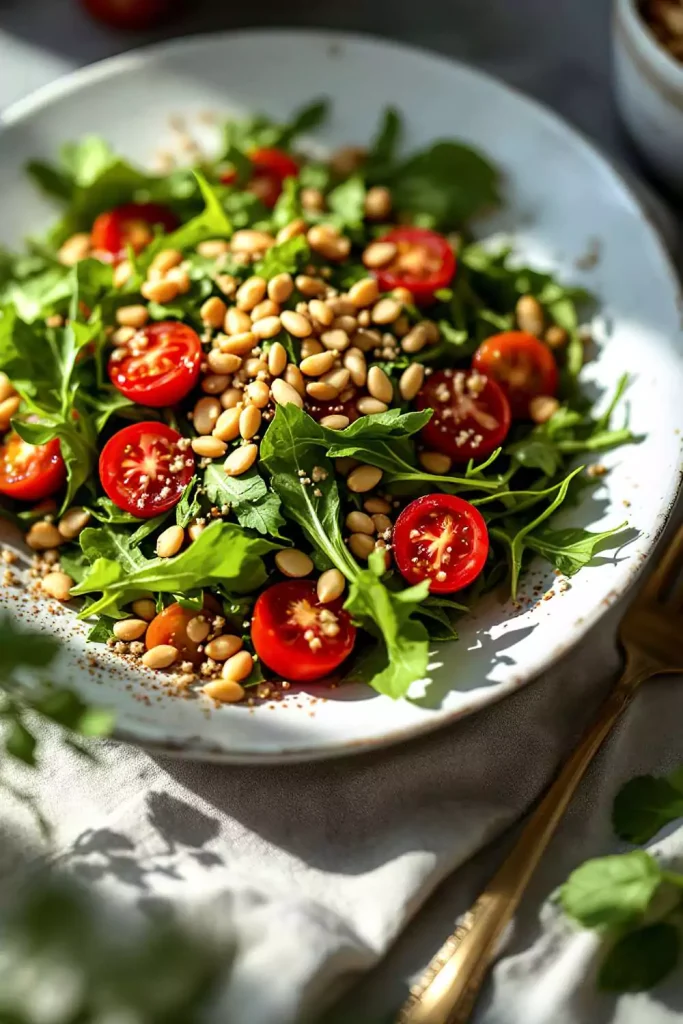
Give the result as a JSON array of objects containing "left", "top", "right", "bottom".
[{"left": 0, "top": 30, "right": 681, "bottom": 763}]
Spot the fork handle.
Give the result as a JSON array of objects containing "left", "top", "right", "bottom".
[{"left": 397, "top": 658, "right": 653, "bottom": 1024}]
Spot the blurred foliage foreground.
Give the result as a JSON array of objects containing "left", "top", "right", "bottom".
[{"left": 0, "top": 614, "right": 235, "bottom": 1024}]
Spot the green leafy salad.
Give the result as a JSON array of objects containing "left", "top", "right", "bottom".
[{"left": 0, "top": 100, "right": 633, "bottom": 703}]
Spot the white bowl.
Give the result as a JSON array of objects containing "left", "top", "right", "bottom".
[
  {"left": 614, "top": 0, "right": 683, "bottom": 192},
  {"left": 1, "top": 30, "right": 682, "bottom": 762}
]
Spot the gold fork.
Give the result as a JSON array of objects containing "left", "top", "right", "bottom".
[{"left": 397, "top": 520, "right": 683, "bottom": 1024}]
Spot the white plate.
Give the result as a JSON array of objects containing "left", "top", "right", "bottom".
[{"left": 1, "top": 30, "right": 681, "bottom": 763}]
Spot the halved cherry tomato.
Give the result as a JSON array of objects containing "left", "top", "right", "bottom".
[
  {"left": 81, "top": 0, "right": 176, "bottom": 29},
  {"left": 0, "top": 432, "right": 66, "bottom": 502},
  {"left": 99, "top": 421, "right": 194, "bottom": 518},
  {"left": 472, "top": 331, "right": 559, "bottom": 419},
  {"left": 417, "top": 368, "right": 511, "bottom": 463},
  {"left": 91, "top": 202, "right": 178, "bottom": 262},
  {"left": 251, "top": 580, "right": 356, "bottom": 683},
  {"left": 108, "top": 321, "right": 202, "bottom": 408},
  {"left": 145, "top": 595, "right": 222, "bottom": 666},
  {"left": 393, "top": 494, "right": 489, "bottom": 593},
  {"left": 374, "top": 227, "right": 456, "bottom": 304},
  {"left": 221, "top": 148, "right": 299, "bottom": 209}
]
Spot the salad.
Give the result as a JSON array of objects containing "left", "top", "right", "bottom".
[{"left": 0, "top": 101, "right": 633, "bottom": 704}]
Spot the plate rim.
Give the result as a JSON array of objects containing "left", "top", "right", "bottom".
[{"left": 1, "top": 27, "right": 681, "bottom": 763}]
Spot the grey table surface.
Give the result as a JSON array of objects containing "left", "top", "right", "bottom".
[{"left": 0, "top": 2, "right": 681, "bottom": 1021}]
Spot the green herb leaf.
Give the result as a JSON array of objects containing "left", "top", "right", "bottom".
[
  {"left": 253, "top": 235, "right": 309, "bottom": 279},
  {"left": 141, "top": 172, "right": 231, "bottom": 266},
  {"left": 203, "top": 463, "right": 286, "bottom": 537},
  {"left": 389, "top": 142, "right": 500, "bottom": 229},
  {"left": 260, "top": 404, "right": 358, "bottom": 577},
  {"left": 598, "top": 923, "right": 680, "bottom": 993},
  {"left": 366, "top": 107, "right": 403, "bottom": 179},
  {"left": 613, "top": 772, "right": 683, "bottom": 845},
  {"left": 561, "top": 851, "right": 663, "bottom": 929},
  {"left": 525, "top": 522, "right": 629, "bottom": 577},
  {"left": 326, "top": 176, "right": 367, "bottom": 232},
  {"left": 72, "top": 521, "right": 278, "bottom": 618},
  {"left": 344, "top": 550, "right": 430, "bottom": 699}
]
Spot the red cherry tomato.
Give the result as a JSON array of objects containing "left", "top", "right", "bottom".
[
  {"left": 99, "top": 421, "right": 194, "bottom": 518},
  {"left": 393, "top": 494, "right": 489, "bottom": 593},
  {"left": 108, "top": 321, "right": 202, "bottom": 408},
  {"left": 145, "top": 596, "right": 222, "bottom": 666},
  {"left": 374, "top": 227, "right": 456, "bottom": 304},
  {"left": 0, "top": 432, "right": 66, "bottom": 502},
  {"left": 251, "top": 580, "right": 356, "bottom": 683},
  {"left": 91, "top": 202, "right": 178, "bottom": 262},
  {"left": 80, "top": 0, "right": 176, "bottom": 30},
  {"left": 221, "top": 148, "right": 299, "bottom": 209},
  {"left": 472, "top": 331, "right": 559, "bottom": 419},
  {"left": 417, "top": 368, "right": 511, "bottom": 463}
]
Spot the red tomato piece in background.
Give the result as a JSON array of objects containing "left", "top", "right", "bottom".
[
  {"left": 91, "top": 202, "right": 178, "bottom": 262},
  {"left": 81, "top": 0, "right": 176, "bottom": 30},
  {"left": 0, "top": 432, "right": 66, "bottom": 502},
  {"left": 108, "top": 321, "right": 202, "bottom": 408},
  {"left": 374, "top": 227, "right": 456, "bottom": 304},
  {"left": 393, "top": 494, "right": 489, "bottom": 593},
  {"left": 221, "top": 148, "right": 299, "bottom": 209},
  {"left": 417, "top": 368, "right": 511, "bottom": 463},
  {"left": 472, "top": 331, "right": 559, "bottom": 419},
  {"left": 251, "top": 580, "right": 356, "bottom": 683},
  {"left": 99, "top": 421, "right": 194, "bottom": 518}
]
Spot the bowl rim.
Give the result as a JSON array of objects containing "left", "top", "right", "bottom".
[
  {"left": 0, "top": 27, "right": 682, "bottom": 762},
  {"left": 616, "top": 0, "right": 683, "bottom": 89}
]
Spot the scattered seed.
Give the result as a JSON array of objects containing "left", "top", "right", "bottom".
[
  {"left": 192, "top": 436, "right": 227, "bottom": 458},
  {"left": 156, "top": 525, "right": 184, "bottom": 558},
  {"left": 116, "top": 304, "right": 149, "bottom": 329},
  {"left": 529, "top": 395, "right": 560, "bottom": 424},
  {"left": 281, "top": 309, "right": 313, "bottom": 338},
  {"left": 224, "top": 443, "right": 258, "bottom": 476},
  {"left": 372, "top": 298, "right": 402, "bottom": 325},
  {"left": 419, "top": 450, "right": 452, "bottom": 474},
  {"left": 363, "top": 241, "right": 397, "bottom": 268},
  {"left": 364, "top": 185, "right": 392, "bottom": 220},
  {"left": 239, "top": 404, "right": 262, "bottom": 439},
  {"left": 193, "top": 396, "right": 222, "bottom": 435},
  {"left": 142, "top": 645, "right": 178, "bottom": 669},
  {"left": 221, "top": 649, "right": 254, "bottom": 681},
  {"left": 545, "top": 325, "right": 568, "bottom": 349},
  {"left": 251, "top": 315, "right": 282, "bottom": 339},
  {"left": 58, "top": 506, "right": 91, "bottom": 541},
  {"left": 203, "top": 678, "right": 245, "bottom": 702},
  {"left": 317, "top": 568, "right": 345, "bottom": 603},
  {"left": 132, "top": 598, "right": 156, "bottom": 621},
  {"left": 219, "top": 331, "right": 258, "bottom": 356},
  {"left": 516, "top": 294, "right": 545, "bottom": 336},
  {"left": 113, "top": 618, "right": 148, "bottom": 641},
  {"left": 236, "top": 276, "right": 267, "bottom": 311},
  {"left": 348, "top": 277, "right": 380, "bottom": 308},
  {"left": 349, "top": 533, "right": 375, "bottom": 559},
  {"left": 346, "top": 511, "right": 375, "bottom": 535},
  {"left": 200, "top": 296, "right": 228, "bottom": 328},
  {"left": 347, "top": 464, "right": 383, "bottom": 493},
  {"left": 275, "top": 548, "right": 314, "bottom": 578},
  {"left": 187, "top": 616, "right": 210, "bottom": 643},
  {"left": 367, "top": 365, "right": 393, "bottom": 403},
  {"left": 27, "top": 521, "right": 62, "bottom": 551},
  {"left": 320, "top": 414, "right": 350, "bottom": 430},
  {"left": 205, "top": 634, "right": 244, "bottom": 661}
]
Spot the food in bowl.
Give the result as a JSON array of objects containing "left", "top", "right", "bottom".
[{"left": 0, "top": 101, "right": 633, "bottom": 704}]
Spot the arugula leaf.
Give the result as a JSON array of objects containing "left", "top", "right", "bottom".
[
  {"left": 365, "top": 107, "right": 403, "bottom": 180},
  {"left": 561, "top": 851, "right": 663, "bottom": 929},
  {"left": 79, "top": 526, "right": 147, "bottom": 571},
  {"left": 525, "top": 522, "right": 629, "bottom": 577},
  {"left": 175, "top": 480, "right": 201, "bottom": 529},
  {"left": 72, "top": 522, "right": 278, "bottom": 618},
  {"left": 344, "top": 550, "right": 430, "bottom": 699},
  {"left": 203, "top": 462, "right": 286, "bottom": 537},
  {"left": 253, "top": 235, "right": 309, "bottom": 279},
  {"left": 141, "top": 173, "right": 231, "bottom": 267},
  {"left": 388, "top": 142, "right": 500, "bottom": 229},
  {"left": 598, "top": 923, "right": 680, "bottom": 993},
  {"left": 326, "top": 176, "right": 367, "bottom": 232},
  {"left": 260, "top": 404, "right": 358, "bottom": 577},
  {"left": 613, "top": 772, "right": 683, "bottom": 845},
  {"left": 223, "top": 100, "right": 329, "bottom": 155},
  {"left": 490, "top": 466, "right": 584, "bottom": 596}
]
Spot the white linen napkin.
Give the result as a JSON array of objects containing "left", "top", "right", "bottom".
[{"left": 3, "top": 580, "right": 682, "bottom": 1024}]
